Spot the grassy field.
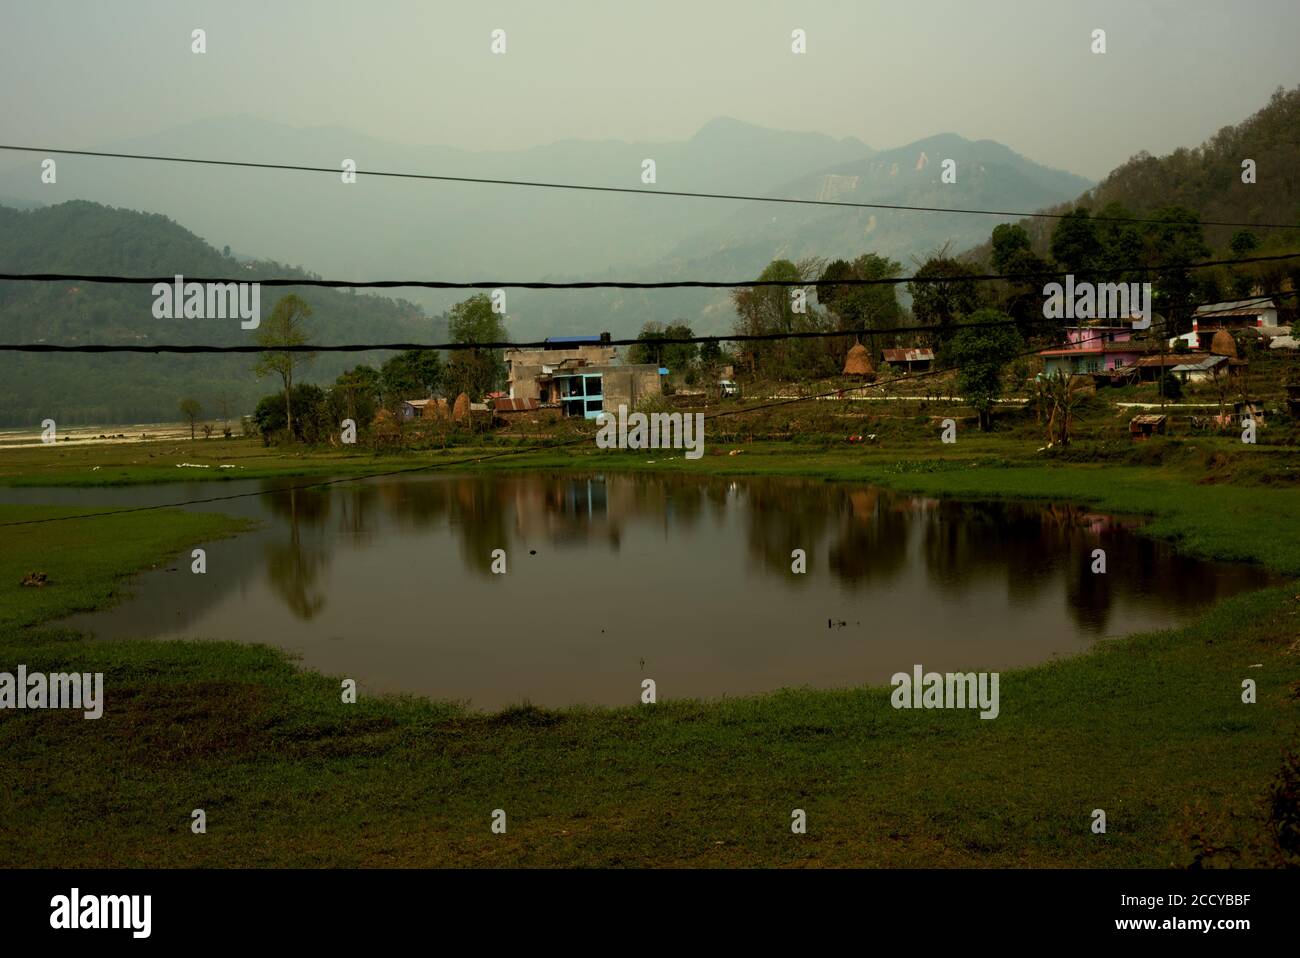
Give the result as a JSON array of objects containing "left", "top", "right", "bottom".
[{"left": 1, "top": 439, "right": 1298, "bottom": 867}]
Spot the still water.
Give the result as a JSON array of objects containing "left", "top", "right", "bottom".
[{"left": 14, "top": 473, "right": 1265, "bottom": 709}]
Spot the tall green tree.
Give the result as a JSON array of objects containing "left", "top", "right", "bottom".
[
  {"left": 1144, "top": 206, "right": 1210, "bottom": 333},
  {"left": 732, "top": 259, "right": 804, "bottom": 378},
  {"left": 628, "top": 320, "right": 698, "bottom": 372},
  {"left": 1094, "top": 202, "right": 1145, "bottom": 281},
  {"left": 945, "top": 309, "right": 1024, "bottom": 432},
  {"left": 908, "top": 250, "right": 981, "bottom": 349},
  {"left": 989, "top": 224, "right": 1053, "bottom": 338},
  {"left": 1050, "top": 208, "right": 1104, "bottom": 279},
  {"left": 444, "top": 294, "right": 507, "bottom": 401},
  {"left": 333, "top": 364, "right": 381, "bottom": 425},
  {"left": 380, "top": 350, "right": 442, "bottom": 402},
  {"left": 254, "top": 294, "right": 315, "bottom": 440},
  {"left": 818, "top": 253, "right": 904, "bottom": 332}
]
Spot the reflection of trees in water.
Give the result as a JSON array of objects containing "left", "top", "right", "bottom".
[
  {"left": 262, "top": 486, "right": 330, "bottom": 620},
  {"left": 827, "top": 489, "right": 910, "bottom": 586},
  {"left": 375, "top": 479, "right": 451, "bottom": 530},
  {"left": 909, "top": 497, "right": 1260, "bottom": 634},
  {"left": 921, "top": 501, "right": 1027, "bottom": 592},
  {"left": 444, "top": 478, "right": 509, "bottom": 575},
  {"left": 262, "top": 482, "right": 332, "bottom": 527},
  {"left": 254, "top": 473, "right": 1261, "bottom": 627},
  {"left": 333, "top": 484, "right": 385, "bottom": 544},
  {"left": 917, "top": 499, "right": 1115, "bottom": 629},
  {"left": 639, "top": 475, "right": 707, "bottom": 530},
  {"left": 741, "top": 480, "right": 835, "bottom": 583}
]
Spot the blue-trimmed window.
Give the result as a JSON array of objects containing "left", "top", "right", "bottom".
[{"left": 557, "top": 373, "right": 605, "bottom": 418}]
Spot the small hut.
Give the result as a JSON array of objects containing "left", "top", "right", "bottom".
[
  {"left": 1129, "top": 414, "right": 1167, "bottom": 441},
  {"left": 843, "top": 341, "right": 876, "bottom": 382}
]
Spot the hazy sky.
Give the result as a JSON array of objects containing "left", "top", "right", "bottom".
[{"left": 3, "top": 0, "right": 1299, "bottom": 180}]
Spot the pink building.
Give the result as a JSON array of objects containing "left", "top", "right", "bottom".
[{"left": 1038, "top": 324, "right": 1148, "bottom": 376}]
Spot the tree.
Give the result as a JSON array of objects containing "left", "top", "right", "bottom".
[
  {"left": 908, "top": 249, "right": 981, "bottom": 350},
  {"left": 1050, "top": 208, "right": 1103, "bottom": 278},
  {"left": 1040, "top": 371, "right": 1084, "bottom": 447},
  {"left": 990, "top": 224, "right": 1033, "bottom": 274},
  {"left": 444, "top": 294, "right": 506, "bottom": 401},
  {"left": 1144, "top": 206, "right": 1210, "bottom": 337},
  {"left": 988, "top": 223, "right": 1054, "bottom": 338},
  {"left": 380, "top": 350, "right": 442, "bottom": 403},
  {"left": 628, "top": 320, "right": 698, "bottom": 373},
  {"left": 1093, "top": 202, "right": 1145, "bottom": 282},
  {"left": 334, "top": 364, "right": 382, "bottom": 425},
  {"left": 179, "top": 398, "right": 202, "bottom": 440},
  {"left": 253, "top": 384, "right": 328, "bottom": 442},
  {"left": 627, "top": 321, "right": 667, "bottom": 366},
  {"left": 215, "top": 395, "right": 232, "bottom": 436},
  {"left": 1230, "top": 229, "right": 1259, "bottom": 257},
  {"left": 732, "top": 258, "right": 808, "bottom": 378},
  {"left": 254, "top": 294, "right": 315, "bottom": 440},
  {"left": 818, "top": 253, "right": 904, "bottom": 352},
  {"left": 944, "top": 309, "right": 1023, "bottom": 431}
]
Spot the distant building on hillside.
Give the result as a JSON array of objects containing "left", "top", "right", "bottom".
[{"left": 1176, "top": 298, "right": 1278, "bottom": 350}]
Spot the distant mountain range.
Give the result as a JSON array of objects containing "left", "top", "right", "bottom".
[
  {"left": 25, "top": 108, "right": 1271, "bottom": 425},
  {"left": 0, "top": 115, "right": 1090, "bottom": 343}
]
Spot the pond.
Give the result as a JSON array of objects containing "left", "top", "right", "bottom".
[{"left": 12, "top": 473, "right": 1267, "bottom": 709}]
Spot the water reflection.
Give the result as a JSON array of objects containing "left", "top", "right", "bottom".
[{"left": 43, "top": 473, "right": 1269, "bottom": 708}]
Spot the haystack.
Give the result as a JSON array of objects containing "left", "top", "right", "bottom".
[
  {"left": 452, "top": 392, "right": 471, "bottom": 422},
  {"left": 843, "top": 341, "right": 876, "bottom": 381},
  {"left": 1209, "top": 329, "right": 1238, "bottom": 358}
]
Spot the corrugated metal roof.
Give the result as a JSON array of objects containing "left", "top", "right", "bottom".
[
  {"left": 1171, "top": 355, "right": 1227, "bottom": 373},
  {"left": 492, "top": 397, "right": 540, "bottom": 412},
  {"left": 881, "top": 348, "right": 935, "bottom": 362},
  {"left": 1194, "top": 299, "right": 1275, "bottom": 318}
]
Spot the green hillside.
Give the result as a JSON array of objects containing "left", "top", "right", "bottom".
[
  {"left": 0, "top": 201, "right": 440, "bottom": 426},
  {"left": 966, "top": 86, "right": 1300, "bottom": 266}
]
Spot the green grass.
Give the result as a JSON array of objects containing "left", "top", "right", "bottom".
[
  {"left": 1, "top": 444, "right": 1298, "bottom": 867},
  {"left": 0, "top": 505, "right": 255, "bottom": 631}
]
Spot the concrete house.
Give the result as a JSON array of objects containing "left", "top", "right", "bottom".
[
  {"left": 504, "top": 334, "right": 662, "bottom": 420},
  {"left": 1179, "top": 298, "right": 1279, "bottom": 350},
  {"left": 1039, "top": 322, "right": 1148, "bottom": 377}
]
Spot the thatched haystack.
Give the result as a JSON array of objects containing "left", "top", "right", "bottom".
[
  {"left": 843, "top": 341, "right": 876, "bottom": 381},
  {"left": 1210, "top": 329, "right": 1238, "bottom": 358}
]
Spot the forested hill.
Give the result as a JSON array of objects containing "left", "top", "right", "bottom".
[
  {"left": 966, "top": 85, "right": 1300, "bottom": 262},
  {"left": 0, "top": 201, "right": 440, "bottom": 426}
]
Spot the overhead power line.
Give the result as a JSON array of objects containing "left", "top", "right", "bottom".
[
  {"left": 0, "top": 288, "right": 1291, "bottom": 355},
  {"left": 2, "top": 251, "right": 1298, "bottom": 294},
  {"left": 3, "top": 143, "right": 1299, "bottom": 232},
  {"left": 0, "top": 316, "right": 1133, "bottom": 354}
]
